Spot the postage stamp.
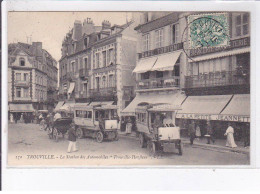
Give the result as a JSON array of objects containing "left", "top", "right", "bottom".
[{"left": 188, "top": 13, "right": 230, "bottom": 48}]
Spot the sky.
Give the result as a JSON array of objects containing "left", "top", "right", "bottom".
[{"left": 8, "top": 12, "right": 133, "bottom": 61}]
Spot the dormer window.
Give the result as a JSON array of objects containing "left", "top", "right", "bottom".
[
  {"left": 84, "top": 37, "right": 89, "bottom": 49},
  {"left": 20, "top": 58, "right": 25, "bottom": 66}
]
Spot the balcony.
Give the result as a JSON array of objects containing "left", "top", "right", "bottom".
[
  {"left": 89, "top": 87, "right": 117, "bottom": 101},
  {"left": 136, "top": 76, "right": 180, "bottom": 91},
  {"left": 79, "top": 68, "right": 89, "bottom": 80},
  {"left": 14, "top": 80, "right": 30, "bottom": 87},
  {"left": 185, "top": 71, "right": 249, "bottom": 88}
]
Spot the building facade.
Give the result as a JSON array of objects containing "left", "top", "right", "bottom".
[
  {"left": 176, "top": 12, "right": 250, "bottom": 140},
  {"left": 8, "top": 42, "right": 58, "bottom": 121},
  {"left": 58, "top": 16, "right": 140, "bottom": 116},
  {"left": 121, "top": 12, "right": 188, "bottom": 123},
  {"left": 123, "top": 12, "right": 250, "bottom": 141}
]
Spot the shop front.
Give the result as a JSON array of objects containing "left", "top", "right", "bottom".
[
  {"left": 9, "top": 103, "right": 35, "bottom": 123},
  {"left": 176, "top": 94, "right": 250, "bottom": 141}
]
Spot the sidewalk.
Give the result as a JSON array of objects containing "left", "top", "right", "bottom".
[{"left": 118, "top": 131, "right": 250, "bottom": 155}]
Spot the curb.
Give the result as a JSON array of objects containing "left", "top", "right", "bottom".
[{"left": 118, "top": 134, "right": 249, "bottom": 155}]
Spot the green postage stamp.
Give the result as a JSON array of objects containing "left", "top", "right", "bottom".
[{"left": 188, "top": 13, "right": 230, "bottom": 48}]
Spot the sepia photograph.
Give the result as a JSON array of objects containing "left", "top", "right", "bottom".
[{"left": 6, "top": 10, "right": 250, "bottom": 166}]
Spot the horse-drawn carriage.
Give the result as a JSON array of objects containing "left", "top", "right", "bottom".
[{"left": 48, "top": 117, "right": 73, "bottom": 142}]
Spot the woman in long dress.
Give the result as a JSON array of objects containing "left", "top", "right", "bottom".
[
  {"left": 224, "top": 123, "right": 237, "bottom": 148},
  {"left": 195, "top": 123, "right": 201, "bottom": 141}
]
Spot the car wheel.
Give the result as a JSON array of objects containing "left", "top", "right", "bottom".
[
  {"left": 76, "top": 128, "right": 84, "bottom": 139},
  {"left": 96, "top": 131, "right": 104, "bottom": 143}
]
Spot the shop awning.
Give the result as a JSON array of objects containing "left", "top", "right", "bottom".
[
  {"left": 151, "top": 51, "right": 182, "bottom": 71},
  {"left": 219, "top": 94, "right": 250, "bottom": 122},
  {"left": 59, "top": 102, "right": 75, "bottom": 112},
  {"left": 54, "top": 101, "right": 64, "bottom": 112},
  {"left": 68, "top": 82, "right": 75, "bottom": 94},
  {"left": 188, "top": 47, "right": 250, "bottom": 62},
  {"left": 121, "top": 91, "right": 186, "bottom": 116},
  {"left": 9, "top": 104, "right": 35, "bottom": 112},
  {"left": 133, "top": 56, "right": 157, "bottom": 73},
  {"left": 176, "top": 95, "right": 232, "bottom": 120}
]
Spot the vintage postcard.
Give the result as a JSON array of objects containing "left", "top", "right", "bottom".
[{"left": 5, "top": 10, "right": 251, "bottom": 167}]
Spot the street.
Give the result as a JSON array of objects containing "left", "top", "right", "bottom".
[{"left": 8, "top": 123, "right": 250, "bottom": 166}]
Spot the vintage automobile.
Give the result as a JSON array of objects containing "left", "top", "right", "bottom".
[
  {"left": 135, "top": 103, "right": 183, "bottom": 156},
  {"left": 48, "top": 117, "right": 73, "bottom": 142},
  {"left": 73, "top": 104, "right": 119, "bottom": 143}
]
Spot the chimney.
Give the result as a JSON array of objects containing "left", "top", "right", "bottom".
[
  {"left": 72, "top": 20, "right": 82, "bottom": 41},
  {"left": 102, "top": 20, "right": 111, "bottom": 30},
  {"left": 83, "top": 18, "right": 95, "bottom": 35},
  {"left": 31, "top": 42, "right": 42, "bottom": 57}
]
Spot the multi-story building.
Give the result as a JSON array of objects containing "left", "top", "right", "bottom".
[
  {"left": 176, "top": 12, "right": 250, "bottom": 139},
  {"left": 58, "top": 17, "right": 140, "bottom": 116},
  {"left": 123, "top": 12, "right": 250, "bottom": 140},
  {"left": 121, "top": 12, "right": 188, "bottom": 123},
  {"left": 8, "top": 42, "right": 58, "bottom": 122}
]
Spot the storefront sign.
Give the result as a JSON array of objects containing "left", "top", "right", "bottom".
[
  {"left": 190, "top": 37, "right": 250, "bottom": 57},
  {"left": 176, "top": 113, "right": 250, "bottom": 122},
  {"left": 139, "top": 42, "right": 183, "bottom": 59}
]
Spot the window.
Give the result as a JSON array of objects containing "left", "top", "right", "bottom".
[
  {"left": 24, "top": 73, "right": 28, "bottom": 81},
  {"left": 173, "top": 65, "right": 180, "bottom": 76},
  {"left": 102, "top": 51, "right": 107, "bottom": 67},
  {"left": 96, "top": 53, "right": 100, "bottom": 68},
  {"left": 235, "top": 13, "right": 249, "bottom": 36},
  {"left": 141, "top": 72, "right": 150, "bottom": 80},
  {"left": 143, "top": 34, "right": 150, "bottom": 51},
  {"left": 20, "top": 58, "right": 25, "bottom": 66},
  {"left": 71, "top": 62, "right": 75, "bottom": 73},
  {"left": 16, "top": 73, "right": 21, "bottom": 81},
  {"left": 95, "top": 77, "right": 100, "bottom": 90},
  {"left": 23, "top": 88, "right": 29, "bottom": 98},
  {"left": 16, "top": 88, "right": 21, "bottom": 97},
  {"left": 84, "top": 38, "right": 89, "bottom": 49},
  {"left": 102, "top": 76, "right": 106, "bottom": 88},
  {"left": 137, "top": 113, "right": 147, "bottom": 123},
  {"left": 172, "top": 24, "right": 179, "bottom": 44},
  {"left": 88, "top": 111, "right": 92, "bottom": 119},
  {"left": 107, "top": 49, "right": 114, "bottom": 65},
  {"left": 155, "top": 28, "right": 164, "bottom": 48},
  {"left": 84, "top": 58, "right": 88, "bottom": 70},
  {"left": 109, "top": 74, "right": 114, "bottom": 87}
]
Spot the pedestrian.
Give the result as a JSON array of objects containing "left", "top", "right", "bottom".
[
  {"left": 125, "top": 117, "right": 132, "bottom": 134},
  {"left": 67, "top": 121, "right": 78, "bottom": 153},
  {"left": 206, "top": 120, "right": 215, "bottom": 144},
  {"left": 98, "top": 113, "right": 105, "bottom": 132},
  {"left": 195, "top": 122, "right": 201, "bottom": 141},
  {"left": 152, "top": 114, "right": 163, "bottom": 140},
  {"left": 188, "top": 120, "right": 196, "bottom": 145},
  {"left": 224, "top": 122, "right": 237, "bottom": 148}
]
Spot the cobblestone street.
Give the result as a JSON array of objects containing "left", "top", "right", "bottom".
[{"left": 8, "top": 123, "right": 250, "bottom": 166}]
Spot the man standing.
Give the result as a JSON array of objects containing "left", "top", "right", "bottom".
[
  {"left": 152, "top": 114, "right": 163, "bottom": 140},
  {"left": 67, "top": 121, "right": 78, "bottom": 153},
  {"left": 188, "top": 120, "right": 196, "bottom": 145}
]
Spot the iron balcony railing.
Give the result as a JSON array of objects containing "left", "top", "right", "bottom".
[
  {"left": 89, "top": 87, "right": 117, "bottom": 97},
  {"left": 185, "top": 71, "right": 250, "bottom": 88},
  {"left": 79, "top": 68, "right": 89, "bottom": 78},
  {"left": 136, "top": 76, "right": 180, "bottom": 90}
]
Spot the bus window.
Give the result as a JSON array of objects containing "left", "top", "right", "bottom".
[{"left": 88, "top": 111, "right": 92, "bottom": 119}]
